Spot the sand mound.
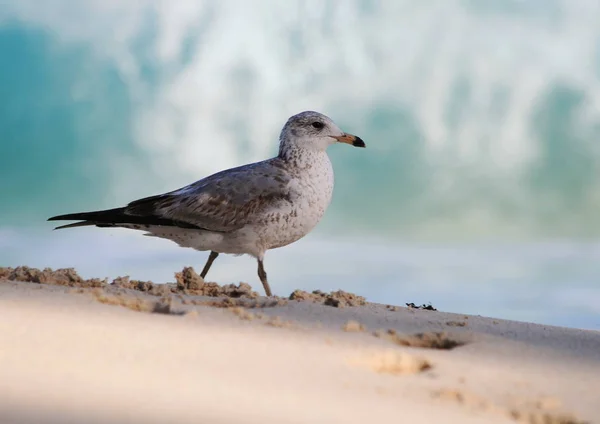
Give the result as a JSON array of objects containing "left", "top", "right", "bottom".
[
  {"left": 374, "top": 329, "right": 467, "bottom": 350},
  {"left": 351, "top": 350, "right": 432, "bottom": 375},
  {"left": 174, "top": 267, "right": 259, "bottom": 298},
  {"left": 1, "top": 266, "right": 374, "bottom": 305},
  {"left": 289, "top": 289, "right": 366, "bottom": 307},
  {"left": 1, "top": 266, "right": 106, "bottom": 287},
  {"left": 0, "top": 266, "right": 259, "bottom": 299}
]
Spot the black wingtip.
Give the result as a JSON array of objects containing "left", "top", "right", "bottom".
[
  {"left": 46, "top": 206, "right": 205, "bottom": 231},
  {"left": 48, "top": 213, "right": 82, "bottom": 222},
  {"left": 47, "top": 211, "right": 103, "bottom": 230}
]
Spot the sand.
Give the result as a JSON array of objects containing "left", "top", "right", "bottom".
[{"left": 0, "top": 266, "right": 599, "bottom": 424}]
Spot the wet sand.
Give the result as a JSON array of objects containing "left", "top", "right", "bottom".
[{"left": 0, "top": 266, "right": 598, "bottom": 424}]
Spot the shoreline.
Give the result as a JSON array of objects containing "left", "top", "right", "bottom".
[
  {"left": 1, "top": 266, "right": 598, "bottom": 423},
  {"left": 3, "top": 232, "right": 599, "bottom": 329}
]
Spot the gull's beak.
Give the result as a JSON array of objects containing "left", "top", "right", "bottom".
[{"left": 332, "top": 133, "right": 366, "bottom": 148}]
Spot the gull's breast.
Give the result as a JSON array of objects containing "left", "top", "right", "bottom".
[{"left": 258, "top": 154, "right": 334, "bottom": 250}]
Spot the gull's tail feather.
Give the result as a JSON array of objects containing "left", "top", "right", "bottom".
[{"left": 53, "top": 220, "right": 96, "bottom": 230}]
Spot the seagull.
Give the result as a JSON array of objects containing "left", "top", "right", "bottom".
[{"left": 48, "top": 111, "right": 366, "bottom": 296}]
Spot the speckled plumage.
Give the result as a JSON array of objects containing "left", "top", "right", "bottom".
[{"left": 48, "top": 111, "right": 366, "bottom": 296}]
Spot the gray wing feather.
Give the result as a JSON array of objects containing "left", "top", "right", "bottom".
[{"left": 125, "top": 159, "right": 292, "bottom": 232}]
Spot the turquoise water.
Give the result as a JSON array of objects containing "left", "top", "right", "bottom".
[{"left": 1, "top": 1, "right": 600, "bottom": 328}]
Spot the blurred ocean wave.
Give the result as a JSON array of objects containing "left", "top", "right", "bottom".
[{"left": 1, "top": 0, "right": 600, "bottom": 239}]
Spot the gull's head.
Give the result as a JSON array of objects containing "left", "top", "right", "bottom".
[{"left": 278, "top": 111, "right": 365, "bottom": 156}]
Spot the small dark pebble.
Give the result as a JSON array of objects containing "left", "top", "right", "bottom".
[{"left": 406, "top": 302, "right": 438, "bottom": 311}]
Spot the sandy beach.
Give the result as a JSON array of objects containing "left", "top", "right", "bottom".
[{"left": 0, "top": 266, "right": 598, "bottom": 424}]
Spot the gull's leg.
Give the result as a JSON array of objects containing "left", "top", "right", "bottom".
[
  {"left": 257, "top": 259, "right": 273, "bottom": 297},
  {"left": 200, "top": 251, "right": 219, "bottom": 279}
]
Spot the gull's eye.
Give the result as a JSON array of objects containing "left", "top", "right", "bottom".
[{"left": 311, "top": 121, "right": 324, "bottom": 130}]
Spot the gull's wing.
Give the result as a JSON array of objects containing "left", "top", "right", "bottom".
[{"left": 124, "top": 159, "right": 293, "bottom": 232}]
